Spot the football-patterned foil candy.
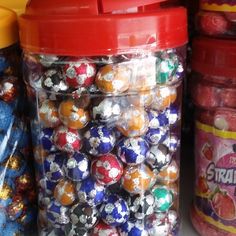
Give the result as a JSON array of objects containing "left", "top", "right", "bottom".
[
  {"left": 117, "top": 137, "right": 149, "bottom": 166},
  {"left": 145, "top": 127, "right": 169, "bottom": 145},
  {"left": 121, "top": 164, "right": 154, "bottom": 194},
  {"left": 64, "top": 152, "right": 90, "bottom": 182},
  {"left": 84, "top": 125, "right": 116, "bottom": 156},
  {"left": 43, "top": 153, "right": 65, "bottom": 182},
  {"left": 39, "top": 100, "right": 61, "bottom": 128},
  {"left": 47, "top": 199, "right": 70, "bottom": 228},
  {"left": 119, "top": 219, "right": 149, "bottom": 236},
  {"left": 53, "top": 125, "right": 82, "bottom": 153},
  {"left": 90, "top": 221, "right": 119, "bottom": 236},
  {"left": 117, "top": 106, "right": 149, "bottom": 137},
  {"left": 152, "top": 186, "right": 174, "bottom": 212},
  {"left": 151, "top": 87, "right": 177, "bottom": 111},
  {"left": 146, "top": 213, "right": 171, "bottom": 236},
  {"left": 40, "top": 128, "right": 57, "bottom": 153},
  {"left": 99, "top": 194, "right": 129, "bottom": 226},
  {"left": 147, "top": 109, "right": 169, "bottom": 129},
  {"left": 58, "top": 99, "right": 90, "bottom": 129},
  {"left": 41, "top": 69, "right": 69, "bottom": 93},
  {"left": 127, "top": 191, "right": 156, "bottom": 220},
  {"left": 163, "top": 134, "right": 180, "bottom": 153},
  {"left": 91, "top": 97, "right": 122, "bottom": 124},
  {"left": 54, "top": 179, "right": 76, "bottom": 206},
  {"left": 76, "top": 176, "right": 106, "bottom": 206},
  {"left": 146, "top": 144, "right": 171, "bottom": 171},
  {"left": 39, "top": 177, "right": 57, "bottom": 195},
  {"left": 91, "top": 154, "right": 123, "bottom": 186},
  {"left": 157, "top": 160, "right": 179, "bottom": 183},
  {"left": 70, "top": 203, "right": 98, "bottom": 229},
  {"left": 95, "top": 64, "right": 131, "bottom": 94},
  {"left": 63, "top": 59, "right": 96, "bottom": 89}
]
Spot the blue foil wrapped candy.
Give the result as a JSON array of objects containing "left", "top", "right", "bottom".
[
  {"left": 40, "top": 128, "right": 57, "bottom": 153},
  {"left": 84, "top": 125, "right": 116, "bottom": 156},
  {"left": 76, "top": 176, "right": 105, "bottom": 206},
  {"left": 117, "top": 137, "right": 149, "bottom": 166},
  {"left": 145, "top": 127, "right": 168, "bottom": 145}
]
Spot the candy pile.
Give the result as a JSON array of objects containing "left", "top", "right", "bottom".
[
  {"left": 25, "top": 50, "right": 184, "bottom": 236},
  {"left": 0, "top": 46, "right": 37, "bottom": 234}
]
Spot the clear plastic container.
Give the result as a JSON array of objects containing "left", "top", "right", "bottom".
[
  {"left": 196, "top": 0, "right": 236, "bottom": 38},
  {"left": 0, "top": 7, "right": 37, "bottom": 235},
  {"left": 191, "top": 37, "right": 236, "bottom": 236},
  {"left": 19, "top": 1, "right": 187, "bottom": 235}
]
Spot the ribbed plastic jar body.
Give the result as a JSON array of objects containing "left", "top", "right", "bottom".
[
  {"left": 191, "top": 71, "right": 236, "bottom": 236},
  {"left": 23, "top": 45, "right": 186, "bottom": 235}
]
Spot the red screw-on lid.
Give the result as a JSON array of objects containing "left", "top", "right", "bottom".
[
  {"left": 19, "top": 0, "right": 187, "bottom": 56},
  {"left": 192, "top": 37, "right": 236, "bottom": 79}
]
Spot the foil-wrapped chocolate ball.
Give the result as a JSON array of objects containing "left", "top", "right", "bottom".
[
  {"left": 40, "top": 128, "right": 57, "bottom": 153},
  {"left": 156, "top": 51, "right": 179, "bottom": 85},
  {"left": 151, "top": 87, "right": 177, "bottom": 111},
  {"left": 84, "top": 125, "right": 116, "bottom": 156},
  {"left": 76, "top": 176, "right": 106, "bottom": 206},
  {"left": 0, "top": 76, "right": 18, "bottom": 102},
  {"left": 70, "top": 203, "right": 98, "bottom": 229},
  {"left": 58, "top": 99, "right": 90, "bottom": 129},
  {"left": 71, "top": 87, "right": 91, "bottom": 108},
  {"left": 121, "top": 164, "right": 154, "bottom": 194},
  {"left": 95, "top": 64, "right": 130, "bottom": 94},
  {"left": 47, "top": 200, "right": 70, "bottom": 228},
  {"left": 39, "top": 177, "right": 57, "bottom": 195},
  {"left": 128, "top": 90, "right": 155, "bottom": 108},
  {"left": 91, "top": 221, "right": 119, "bottom": 236},
  {"left": 41, "top": 69, "right": 69, "bottom": 93},
  {"left": 54, "top": 179, "right": 76, "bottom": 206},
  {"left": 117, "top": 137, "right": 149, "bottom": 165},
  {"left": 163, "top": 134, "right": 180, "bottom": 153},
  {"left": 91, "top": 154, "right": 123, "bottom": 186},
  {"left": 65, "top": 223, "right": 88, "bottom": 236},
  {"left": 39, "top": 54, "right": 60, "bottom": 67},
  {"left": 99, "top": 194, "right": 129, "bottom": 226},
  {"left": 157, "top": 160, "right": 179, "bottom": 183},
  {"left": 64, "top": 152, "right": 90, "bottom": 182},
  {"left": 39, "top": 100, "right": 61, "bottom": 128},
  {"left": 127, "top": 191, "right": 156, "bottom": 220},
  {"left": 53, "top": 125, "right": 82, "bottom": 153},
  {"left": 147, "top": 109, "right": 169, "bottom": 129},
  {"left": 0, "top": 100, "right": 14, "bottom": 132},
  {"left": 43, "top": 153, "right": 65, "bottom": 182},
  {"left": 165, "top": 105, "right": 180, "bottom": 125},
  {"left": 146, "top": 144, "right": 171, "bottom": 171},
  {"left": 146, "top": 213, "right": 170, "bottom": 236},
  {"left": 117, "top": 106, "right": 149, "bottom": 138},
  {"left": 119, "top": 219, "right": 149, "bottom": 236},
  {"left": 145, "top": 127, "right": 168, "bottom": 145},
  {"left": 64, "top": 59, "right": 96, "bottom": 89},
  {"left": 91, "top": 97, "right": 122, "bottom": 124},
  {"left": 152, "top": 186, "right": 173, "bottom": 212}
]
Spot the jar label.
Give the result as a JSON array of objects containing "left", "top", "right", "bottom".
[
  {"left": 201, "top": 0, "right": 236, "bottom": 12},
  {"left": 194, "top": 121, "right": 236, "bottom": 234}
]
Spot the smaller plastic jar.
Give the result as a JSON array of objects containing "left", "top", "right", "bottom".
[
  {"left": 0, "top": 7, "right": 37, "bottom": 235},
  {"left": 196, "top": 0, "right": 236, "bottom": 38},
  {"left": 191, "top": 37, "right": 236, "bottom": 236}
]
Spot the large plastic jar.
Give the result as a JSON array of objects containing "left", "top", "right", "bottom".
[
  {"left": 191, "top": 37, "right": 236, "bottom": 236},
  {"left": 196, "top": 0, "right": 236, "bottom": 38},
  {"left": 19, "top": 1, "right": 187, "bottom": 235},
  {"left": 0, "top": 6, "right": 37, "bottom": 235}
]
